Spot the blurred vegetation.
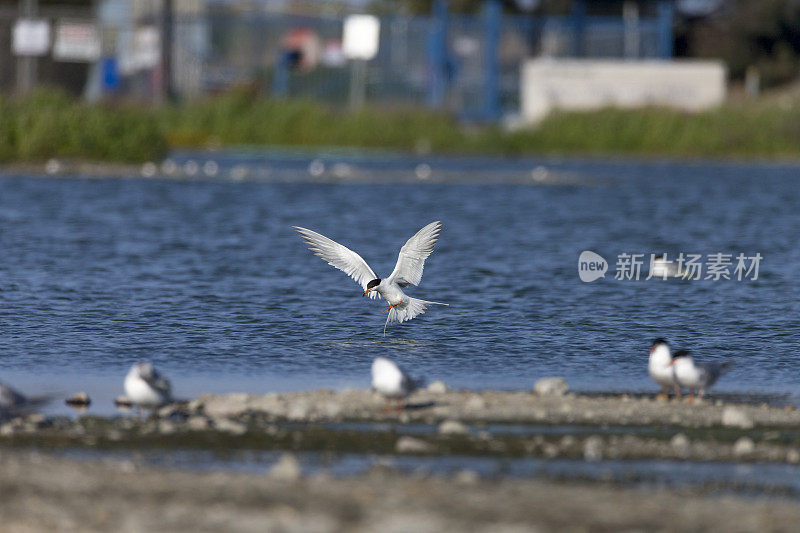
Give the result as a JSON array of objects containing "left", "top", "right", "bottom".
[
  {"left": 0, "top": 89, "right": 166, "bottom": 163},
  {"left": 4, "top": 88, "right": 800, "bottom": 164}
]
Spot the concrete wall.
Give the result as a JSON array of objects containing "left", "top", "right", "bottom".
[{"left": 521, "top": 59, "right": 727, "bottom": 123}]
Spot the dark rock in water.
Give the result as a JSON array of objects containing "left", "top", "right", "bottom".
[
  {"left": 65, "top": 392, "right": 91, "bottom": 408},
  {"left": 114, "top": 396, "right": 133, "bottom": 409}
]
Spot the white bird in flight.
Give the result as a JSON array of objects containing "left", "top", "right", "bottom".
[{"left": 294, "top": 221, "right": 448, "bottom": 335}]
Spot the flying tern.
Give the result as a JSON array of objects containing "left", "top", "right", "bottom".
[
  {"left": 294, "top": 221, "right": 448, "bottom": 335},
  {"left": 671, "top": 350, "right": 732, "bottom": 401}
]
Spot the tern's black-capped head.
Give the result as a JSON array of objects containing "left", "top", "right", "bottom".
[
  {"left": 672, "top": 349, "right": 690, "bottom": 359},
  {"left": 364, "top": 278, "right": 381, "bottom": 296},
  {"left": 649, "top": 338, "right": 668, "bottom": 355}
]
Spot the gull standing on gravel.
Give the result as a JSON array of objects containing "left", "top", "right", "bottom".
[
  {"left": 648, "top": 338, "right": 680, "bottom": 399},
  {"left": 124, "top": 362, "right": 172, "bottom": 409},
  {"left": 294, "top": 221, "right": 448, "bottom": 335},
  {"left": 371, "top": 357, "right": 423, "bottom": 411},
  {"left": 671, "top": 350, "right": 732, "bottom": 401}
]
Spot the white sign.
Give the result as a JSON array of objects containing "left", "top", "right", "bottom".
[
  {"left": 134, "top": 26, "right": 160, "bottom": 69},
  {"left": 342, "top": 15, "right": 380, "bottom": 60},
  {"left": 53, "top": 22, "right": 100, "bottom": 62},
  {"left": 12, "top": 19, "right": 50, "bottom": 57},
  {"left": 120, "top": 26, "right": 160, "bottom": 74},
  {"left": 521, "top": 59, "right": 727, "bottom": 123}
]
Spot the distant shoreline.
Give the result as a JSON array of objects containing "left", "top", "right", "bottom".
[
  {"left": 5, "top": 89, "right": 800, "bottom": 168},
  {"left": 3, "top": 149, "right": 800, "bottom": 185}
]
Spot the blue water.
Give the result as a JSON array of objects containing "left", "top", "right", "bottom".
[{"left": 1, "top": 153, "right": 799, "bottom": 414}]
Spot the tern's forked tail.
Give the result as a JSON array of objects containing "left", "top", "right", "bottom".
[{"left": 382, "top": 297, "right": 449, "bottom": 336}]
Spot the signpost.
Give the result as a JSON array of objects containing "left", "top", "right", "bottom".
[
  {"left": 15, "top": 0, "right": 41, "bottom": 95},
  {"left": 342, "top": 14, "right": 380, "bottom": 109}
]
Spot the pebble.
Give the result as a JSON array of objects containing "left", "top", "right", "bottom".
[
  {"left": 670, "top": 433, "right": 691, "bottom": 457},
  {"left": 465, "top": 395, "right": 486, "bottom": 411},
  {"left": 534, "top": 377, "right": 569, "bottom": 396},
  {"left": 213, "top": 418, "right": 247, "bottom": 436},
  {"left": 438, "top": 420, "right": 468, "bottom": 435},
  {"left": 733, "top": 437, "right": 755, "bottom": 457},
  {"left": 395, "top": 436, "right": 433, "bottom": 454},
  {"left": 453, "top": 469, "right": 479, "bottom": 485},
  {"left": 426, "top": 381, "right": 448, "bottom": 394},
  {"left": 201, "top": 394, "right": 250, "bottom": 419},
  {"left": 583, "top": 436, "right": 603, "bottom": 461},
  {"left": 787, "top": 449, "right": 800, "bottom": 463},
  {"left": 287, "top": 401, "right": 310, "bottom": 421},
  {"left": 722, "top": 406, "right": 754, "bottom": 429},
  {"left": 269, "top": 453, "right": 302, "bottom": 481},
  {"left": 114, "top": 396, "right": 133, "bottom": 409},
  {"left": 65, "top": 393, "right": 91, "bottom": 407}
]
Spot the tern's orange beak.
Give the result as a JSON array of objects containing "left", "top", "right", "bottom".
[{"left": 363, "top": 289, "right": 370, "bottom": 296}]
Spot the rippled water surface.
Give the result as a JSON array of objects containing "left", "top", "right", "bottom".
[{"left": 1, "top": 153, "right": 799, "bottom": 413}]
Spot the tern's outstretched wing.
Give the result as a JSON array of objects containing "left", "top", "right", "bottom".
[
  {"left": 294, "top": 226, "right": 380, "bottom": 299},
  {"left": 387, "top": 221, "right": 442, "bottom": 287}
]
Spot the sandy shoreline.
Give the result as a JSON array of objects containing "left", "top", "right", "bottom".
[
  {"left": 0, "top": 449, "right": 799, "bottom": 532},
  {"left": 2, "top": 388, "right": 800, "bottom": 464},
  {"left": 2, "top": 389, "right": 800, "bottom": 530}
]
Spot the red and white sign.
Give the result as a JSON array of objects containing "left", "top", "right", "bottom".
[{"left": 53, "top": 21, "right": 100, "bottom": 62}]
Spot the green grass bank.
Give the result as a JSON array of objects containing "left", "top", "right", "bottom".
[{"left": 2, "top": 88, "right": 800, "bottom": 164}]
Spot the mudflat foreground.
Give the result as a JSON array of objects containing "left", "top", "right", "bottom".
[{"left": 1, "top": 450, "right": 799, "bottom": 533}]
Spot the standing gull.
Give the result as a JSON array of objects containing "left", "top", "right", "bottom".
[
  {"left": 124, "top": 362, "right": 172, "bottom": 410},
  {"left": 371, "top": 357, "right": 423, "bottom": 411},
  {"left": 294, "top": 221, "right": 448, "bottom": 335},
  {"left": 671, "top": 350, "right": 732, "bottom": 401}
]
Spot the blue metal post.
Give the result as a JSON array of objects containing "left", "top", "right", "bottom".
[
  {"left": 427, "top": 0, "right": 448, "bottom": 108},
  {"left": 483, "top": 0, "right": 501, "bottom": 121},
  {"left": 570, "top": 0, "right": 586, "bottom": 57},
  {"left": 657, "top": 1, "right": 674, "bottom": 59},
  {"left": 272, "top": 51, "right": 290, "bottom": 98}
]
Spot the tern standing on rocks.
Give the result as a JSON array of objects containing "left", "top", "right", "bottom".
[
  {"left": 124, "top": 362, "right": 172, "bottom": 409},
  {"left": 671, "top": 350, "right": 732, "bottom": 401},
  {"left": 371, "top": 357, "right": 422, "bottom": 411},
  {"left": 294, "top": 221, "right": 448, "bottom": 335},
  {"left": 649, "top": 338, "right": 680, "bottom": 399}
]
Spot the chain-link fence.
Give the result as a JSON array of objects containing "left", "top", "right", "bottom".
[{"left": 1, "top": 1, "right": 672, "bottom": 120}]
